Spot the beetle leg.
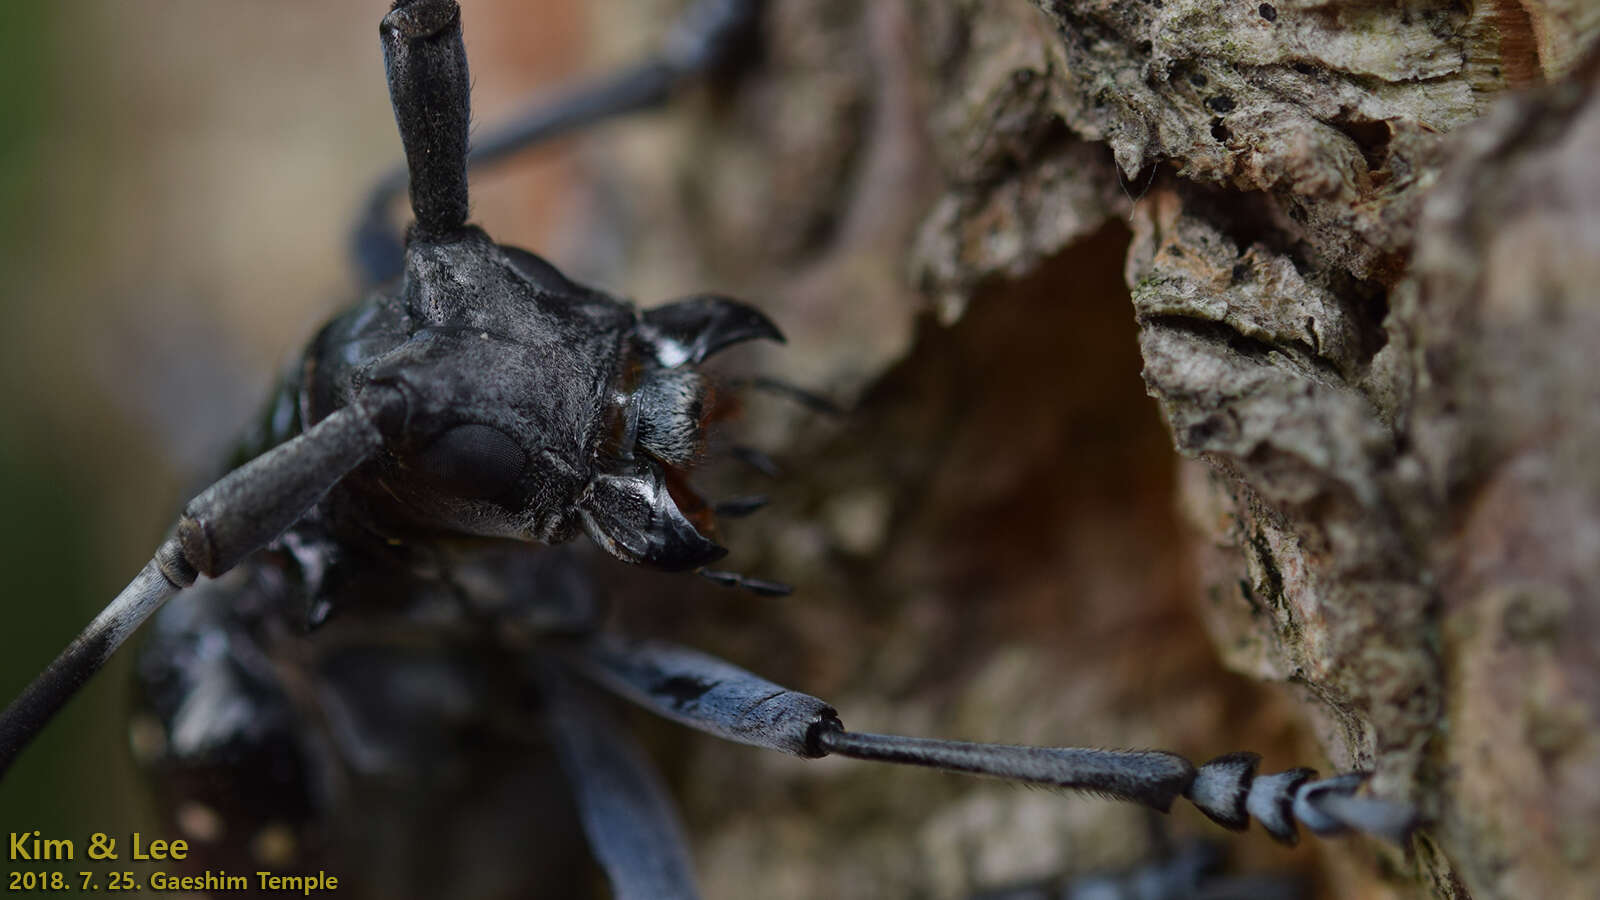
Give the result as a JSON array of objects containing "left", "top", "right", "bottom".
[
  {"left": 698, "top": 568, "right": 792, "bottom": 596},
  {"left": 729, "top": 375, "right": 845, "bottom": 417},
  {"left": 538, "top": 662, "right": 701, "bottom": 900},
  {"left": 562, "top": 634, "right": 1417, "bottom": 845},
  {"left": 711, "top": 494, "right": 769, "bottom": 518},
  {"left": 729, "top": 445, "right": 783, "bottom": 478},
  {"left": 352, "top": 0, "right": 771, "bottom": 285}
]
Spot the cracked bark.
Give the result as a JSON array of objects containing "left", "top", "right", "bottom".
[{"left": 575, "top": 1, "right": 1600, "bottom": 897}]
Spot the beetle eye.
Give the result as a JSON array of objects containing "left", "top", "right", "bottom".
[{"left": 414, "top": 423, "right": 526, "bottom": 500}]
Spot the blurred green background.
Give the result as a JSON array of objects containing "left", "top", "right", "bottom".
[{"left": 0, "top": 0, "right": 588, "bottom": 867}]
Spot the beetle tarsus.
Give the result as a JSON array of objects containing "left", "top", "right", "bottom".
[
  {"left": 712, "top": 495, "right": 769, "bottom": 518},
  {"left": 699, "top": 568, "right": 793, "bottom": 596}
]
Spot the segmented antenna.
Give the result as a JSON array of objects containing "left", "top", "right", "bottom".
[
  {"left": 354, "top": 0, "right": 769, "bottom": 284},
  {"left": 572, "top": 635, "right": 1418, "bottom": 847},
  {"left": 0, "top": 400, "right": 392, "bottom": 775},
  {"left": 815, "top": 730, "right": 1417, "bottom": 846},
  {"left": 380, "top": 0, "right": 471, "bottom": 238},
  {"left": 1183, "top": 751, "right": 1416, "bottom": 845}
]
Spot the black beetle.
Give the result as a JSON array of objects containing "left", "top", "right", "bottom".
[{"left": 0, "top": 2, "right": 1414, "bottom": 897}]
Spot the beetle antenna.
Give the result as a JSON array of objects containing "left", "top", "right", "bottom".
[
  {"left": 380, "top": 0, "right": 471, "bottom": 240},
  {"left": 354, "top": 0, "right": 769, "bottom": 284},
  {"left": 569, "top": 634, "right": 1419, "bottom": 846},
  {"left": 0, "top": 396, "right": 396, "bottom": 776},
  {"left": 0, "top": 547, "right": 189, "bottom": 775}
]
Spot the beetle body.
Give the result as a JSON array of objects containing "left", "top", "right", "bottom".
[
  {"left": 136, "top": 514, "right": 601, "bottom": 895},
  {"left": 132, "top": 198, "right": 789, "bottom": 893},
  {"left": 271, "top": 226, "right": 776, "bottom": 570},
  {"left": 0, "top": 4, "right": 1416, "bottom": 898}
]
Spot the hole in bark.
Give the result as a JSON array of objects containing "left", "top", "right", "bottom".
[
  {"left": 1179, "top": 183, "right": 1310, "bottom": 277},
  {"left": 1312, "top": 268, "right": 1392, "bottom": 369},
  {"left": 839, "top": 222, "right": 1207, "bottom": 671},
  {"left": 1331, "top": 116, "right": 1393, "bottom": 173},
  {"left": 1186, "top": 418, "right": 1222, "bottom": 445},
  {"left": 1348, "top": 277, "right": 1391, "bottom": 360}
]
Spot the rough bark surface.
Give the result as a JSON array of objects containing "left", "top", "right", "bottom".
[{"left": 575, "top": 2, "right": 1599, "bottom": 898}]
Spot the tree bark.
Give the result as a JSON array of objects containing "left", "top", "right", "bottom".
[{"left": 577, "top": 2, "right": 1600, "bottom": 897}]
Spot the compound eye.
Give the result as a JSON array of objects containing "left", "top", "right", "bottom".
[{"left": 414, "top": 423, "right": 526, "bottom": 500}]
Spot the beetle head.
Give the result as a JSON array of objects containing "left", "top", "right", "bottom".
[
  {"left": 358, "top": 228, "right": 780, "bottom": 572},
  {"left": 353, "top": 1, "right": 781, "bottom": 572}
]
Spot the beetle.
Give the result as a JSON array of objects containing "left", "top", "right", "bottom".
[{"left": 0, "top": 1, "right": 1415, "bottom": 896}]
